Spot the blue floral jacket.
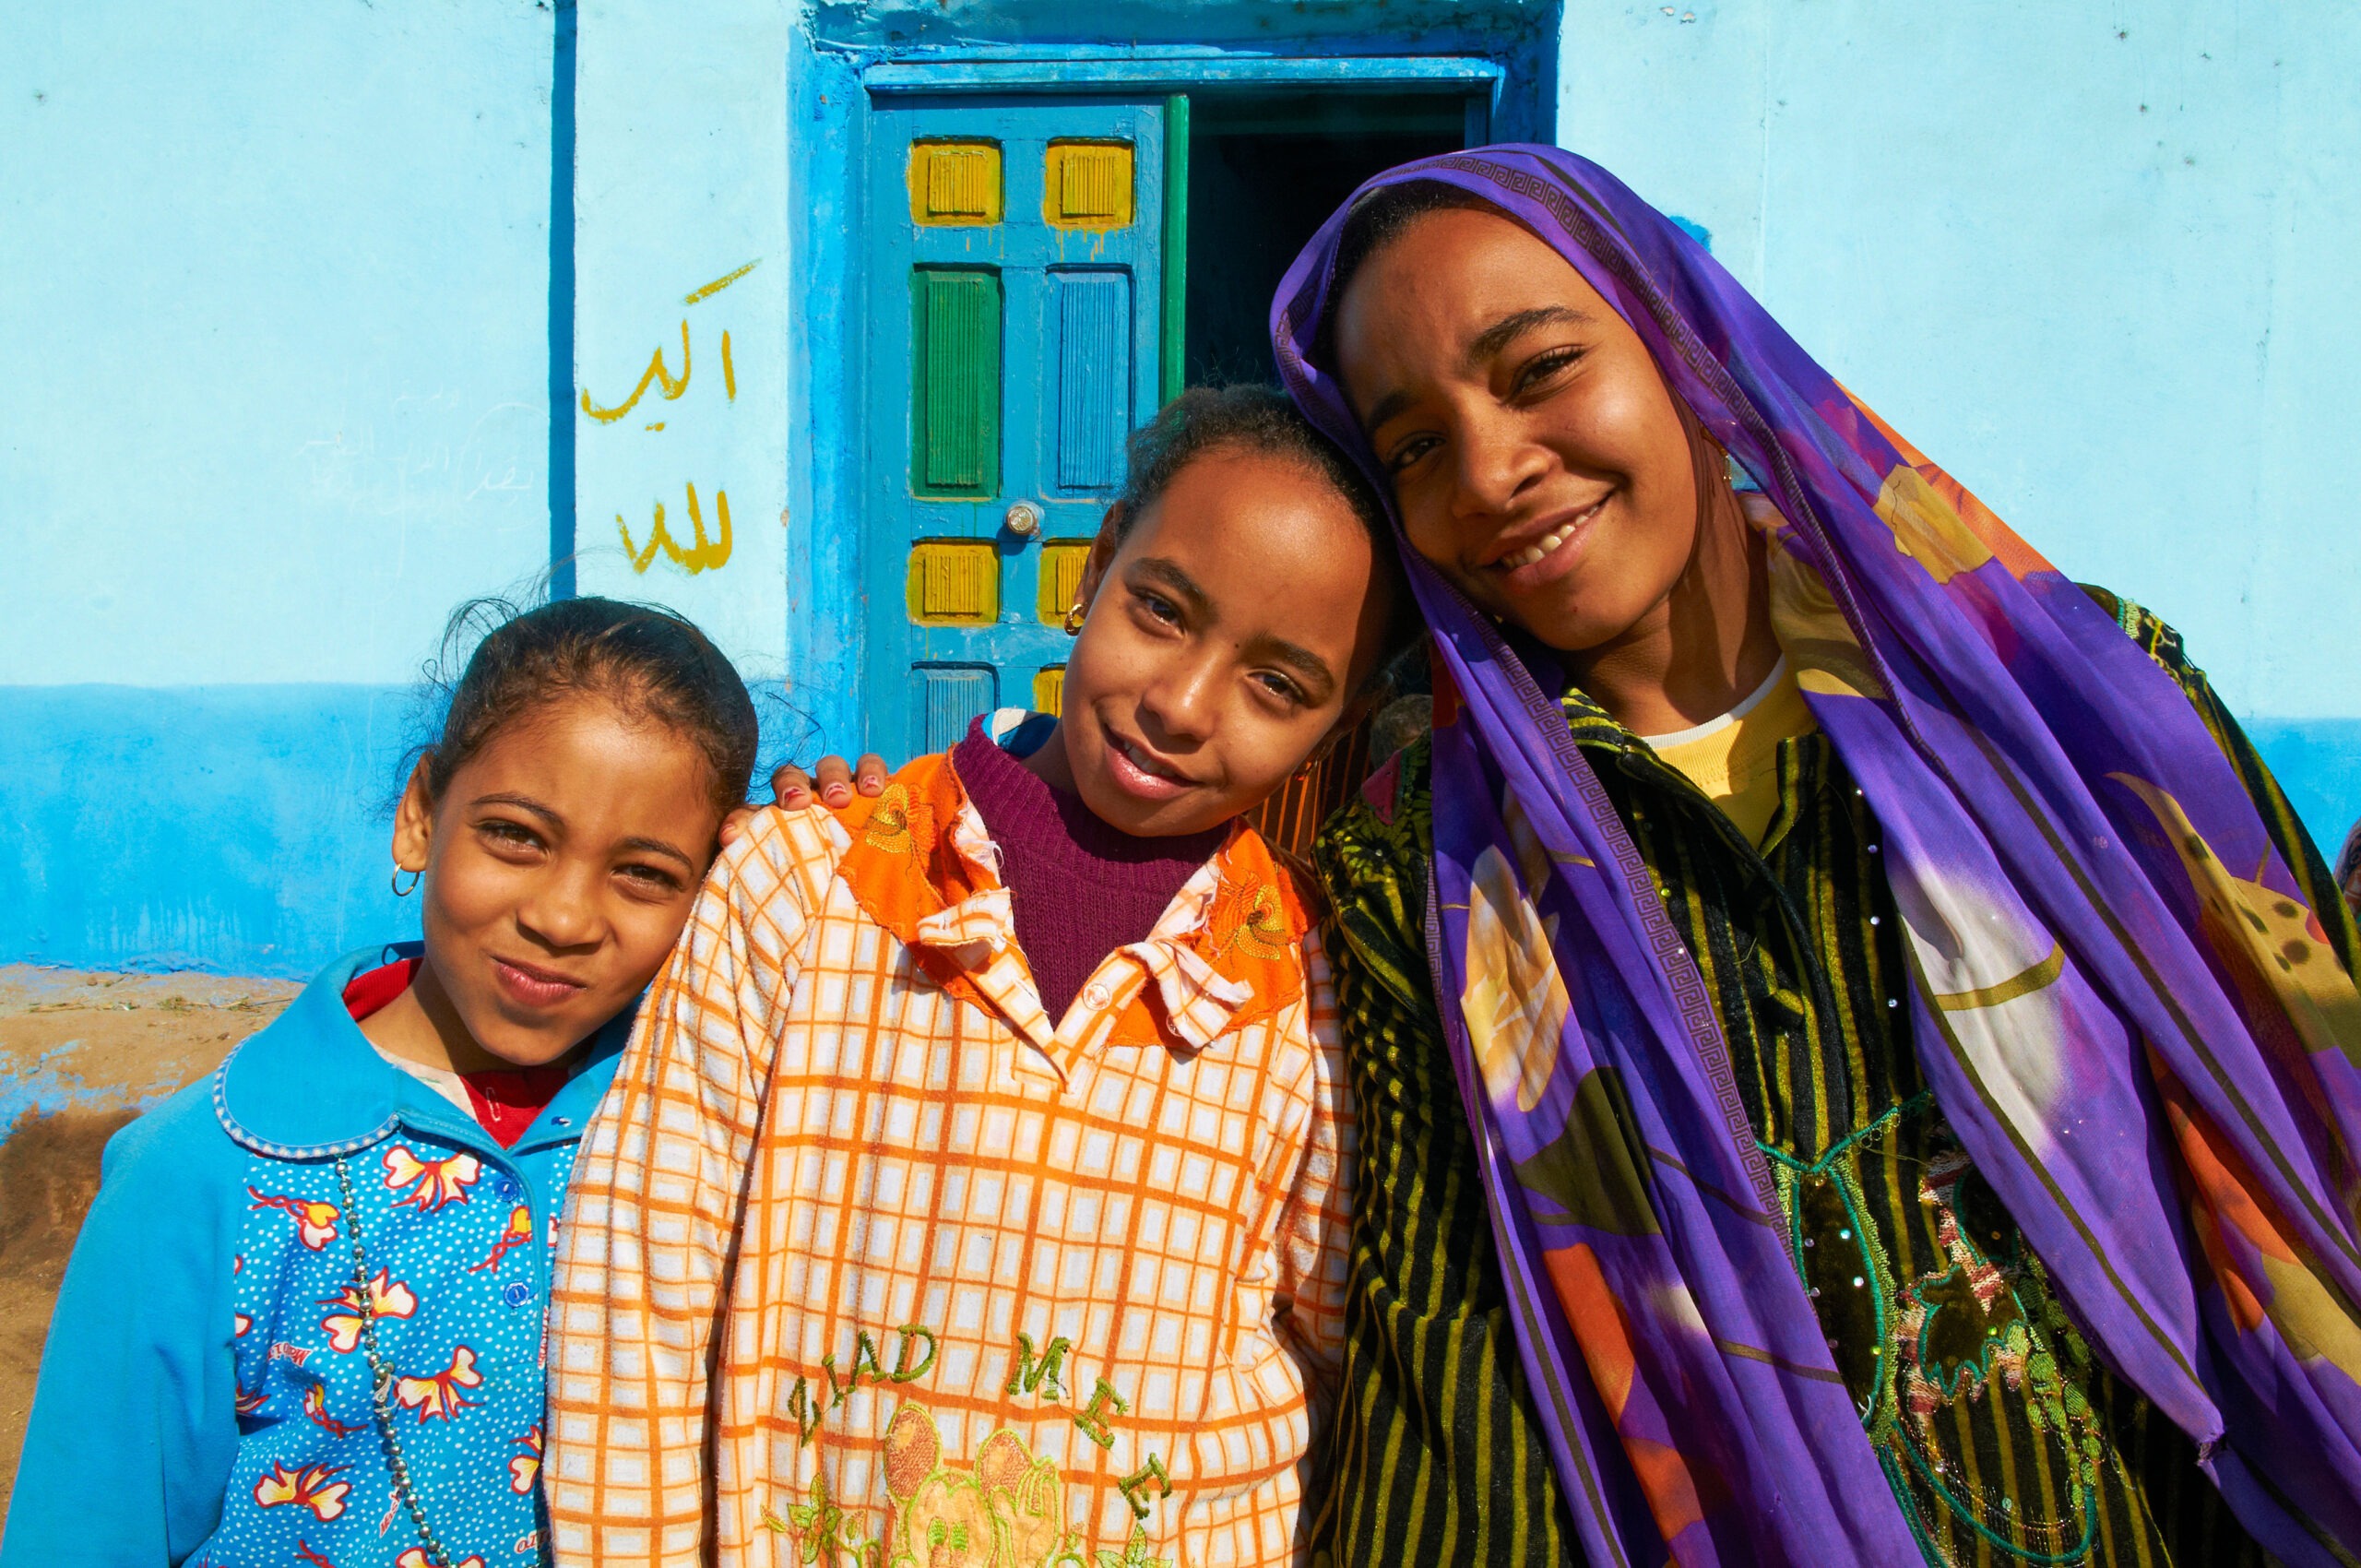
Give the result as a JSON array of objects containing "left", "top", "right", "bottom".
[{"left": 1, "top": 944, "right": 627, "bottom": 1567}]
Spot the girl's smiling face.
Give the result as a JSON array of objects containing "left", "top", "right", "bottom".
[
  {"left": 386, "top": 695, "right": 725, "bottom": 1071},
  {"left": 1038, "top": 445, "right": 1396, "bottom": 838},
  {"left": 1333, "top": 204, "right": 1703, "bottom": 658}
]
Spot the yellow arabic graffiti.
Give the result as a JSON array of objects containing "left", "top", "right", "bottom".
[
  {"left": 584, "top": 257, "right": 757, "bottom": 423},
  {"left": 619, "top": 482, "right": 733, "bottom": 576},
  {"left": 580, "top": 320, "right": 690, "bottom": 424},
  {"left": 587, "top": 260, "right": 761, "bottom": 576},
  {"left": 684, "top": 257, "right": 758, "bottom": 306}
]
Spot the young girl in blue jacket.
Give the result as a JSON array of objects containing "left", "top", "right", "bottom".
[{"left": 2, "top": 597, "right": 759, "bottom": 1568}]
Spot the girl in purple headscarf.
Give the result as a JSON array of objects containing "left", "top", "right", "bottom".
[{"left": 1274, "top": 149, "right": 2361, "bottom": 1568}]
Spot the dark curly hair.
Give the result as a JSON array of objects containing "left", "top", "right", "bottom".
[
  {"left": 417, "top": 596, "right": 758, "bottom": 818},
  {"left": 1109, "top": 384, "right": 1422, "bottom": 695}
]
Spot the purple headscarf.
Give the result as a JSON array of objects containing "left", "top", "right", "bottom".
[{"left": 1273, "top": 147, "right": 2361, "bottom": 1567}]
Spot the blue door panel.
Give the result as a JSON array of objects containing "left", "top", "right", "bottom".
[
  {"left": 912, "top": 664, "right": 999, "bottom": 754},
  {"left": 1052, "top": 270, "right": 1132, "bottom": 493},
  {"left": 862, "top": 95, "right": 1167, "bottom": 757}
]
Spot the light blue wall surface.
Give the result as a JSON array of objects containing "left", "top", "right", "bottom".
[
  {"left": 3, "top": 1, "right": 561, "bottom": 688},
  {"left": 3, "top": 0, "right": 2356, "bottom": 977}
]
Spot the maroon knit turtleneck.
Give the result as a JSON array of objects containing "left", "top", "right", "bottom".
[{"left": 951, "top": 719, "right": 1228, "bottom": 1023}]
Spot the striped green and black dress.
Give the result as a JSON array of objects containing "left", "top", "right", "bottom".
[{"left": 1307, "top": 591, "right": 2355, "bottom": 1568}]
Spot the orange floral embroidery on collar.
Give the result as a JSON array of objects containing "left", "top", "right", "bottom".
[
  {"left": 836, "top": 755, "right": 994, "bottom": 1002},
  {"left": 837, "top": 753, "right": 1318, "bottom": 1048},
  {"left": 1086, "top": 816, "right": 1317, "bottom": 1053}
]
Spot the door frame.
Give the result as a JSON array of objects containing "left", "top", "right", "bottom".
[{"left": 786, "top": 35, "right": 1554, "bottom": 754}]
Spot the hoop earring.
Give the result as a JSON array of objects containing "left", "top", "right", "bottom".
[
  {"left": 391, "top": 866, "right": 421, "bottom": 897},
  {"left": 1062, "top": 600, "right": 1086, "bottom": 636}
]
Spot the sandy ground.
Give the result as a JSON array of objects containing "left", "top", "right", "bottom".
[{"left": 0, "top": 966, "right": 296, "bottom": 1509}]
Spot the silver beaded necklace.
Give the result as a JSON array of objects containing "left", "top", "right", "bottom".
[{"left": 334, "top": 1157, "right": 460, "bottom": 1568}]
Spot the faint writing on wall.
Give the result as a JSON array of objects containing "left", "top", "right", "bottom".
[{"left": 580, "top": 258, "right": 758, "bottom": 576}]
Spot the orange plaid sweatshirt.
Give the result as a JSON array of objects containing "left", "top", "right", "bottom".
[{"left": 546, "top": 751, "right": 1353, "bottom": 1568}]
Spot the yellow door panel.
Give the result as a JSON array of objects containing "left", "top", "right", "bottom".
[
  {"left": 907, "top": 540, "right": 1001, "bottom": 625},
  {"left": 908, "top": 140, "right": 1003, "bottom": 225},
  {"left": 1043, "top": 140, "right": 1134, "bottom": 230},
  {"left": 1037, "top": 539, "right": 1093, "bottom": 624}
]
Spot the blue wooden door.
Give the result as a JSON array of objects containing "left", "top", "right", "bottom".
[{"left": 863, "top": 96, "right": 1168, "bottom": 756}]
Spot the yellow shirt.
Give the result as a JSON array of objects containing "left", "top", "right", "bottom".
[{"left": 1637, "top": 656, "right": 1818, "bottom": 847}]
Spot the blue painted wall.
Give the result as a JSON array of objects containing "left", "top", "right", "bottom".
[
  {"left": 4, "top": 0, "right": 2356, "bottom": 977},
  {"left": 0, "top": 687, "right": 423, "bottom": 972}
]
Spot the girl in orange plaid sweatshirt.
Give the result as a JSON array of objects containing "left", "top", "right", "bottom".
[{"left": 547, "top": 387, "right": 1419, "bottom": 1568}]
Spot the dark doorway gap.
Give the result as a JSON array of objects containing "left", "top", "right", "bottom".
[{"left": 1181, "top": 90, "right": 1466, "bottom": 386}]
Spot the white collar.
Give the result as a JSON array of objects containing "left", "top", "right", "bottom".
[{"left": 1636, "top": 654, "right": 1791, "bottom": 750}]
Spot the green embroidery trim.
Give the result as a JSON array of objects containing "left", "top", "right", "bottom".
[
  {"left": 1878, "top": 1443, "right": 1949, "bottom": 1568},
  {"left": 1074, "top": 1378, "right": 1128, "bottom": 1449},
  {"left": 880, "top": 1401, "right": 1090, "bottom": 1568},
  {"left": 1116, "top": 1455, "right": 1171, "bottom": 1521},
  {"left": 1885, "top": 1145, "right": 2098, "bottom": 1563},
  {"left": 890, "top": 1324, "right": 938, "bottom": 1383},
  {"left": 1762, "top": 1091, "right": 1931, "bottom": 1420},
  {"left": 1765, "top": 1095, "right": 2096, "bottom": 1562},
  {"left": 1890, "top": 1409, "right": 2097, "bottom": 1566},
  {"left": 1760, "top": 1091, "right": 1936, "bottom": 1181}
]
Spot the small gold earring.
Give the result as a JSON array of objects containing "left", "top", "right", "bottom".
[
  {"left": 1062, "top": 600, "right": 1086, "bottom": 636},
  {"left": 391, "top": 865, "right": 421, "bottom": 897}
]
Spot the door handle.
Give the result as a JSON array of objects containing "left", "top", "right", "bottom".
[{"left": 1003, "top": 500, "right": 1044, "bottom": 539}]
